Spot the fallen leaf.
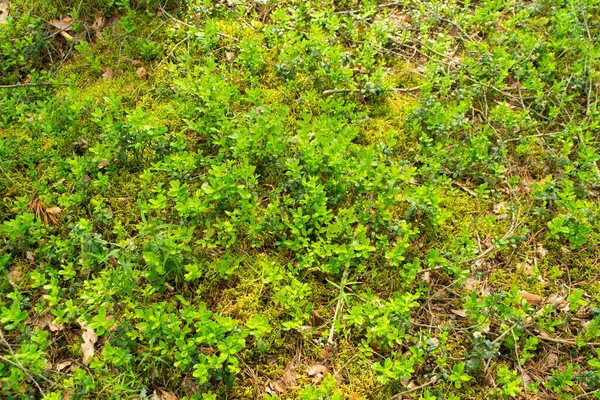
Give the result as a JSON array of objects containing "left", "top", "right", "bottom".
[
  {"left": 536, "top": 244, "right": 548, "bottom": 258},
  {"left": 80, "top": 323, "right": 98, "bottom": 365},
  {"left": 98, "top": 160, "right": 110, "bottom": 169},
  {"left": 295, "top": 325, "right": 313, "bottom": 333},
  {"left": 0, "top": 0, "right": 10, "bottom": 24},
  {"left": 7, "top": 267, "right": 22, "bottom": 286},
  {"left": 102, "top": 68, "right": 113, "bottom": 80},
  {"left": 450, "top": 309, "right": 467, "bottom": 318},
  {"left": 136, "top": 66, "right": 147, "bottom": 80},
  {"left": 49, "top": 322, "right": 64, "bottom": 332},
  {"left": 518, "top": 290, "right": 542, "bottom": 306},
  {"left": 448, "top": 25, "right": 458, "bottom": 38},
  {"left": 56, "top": 360, "right": 72, "bottom": 372},
  {"left": 265, "top": 380, "right": 286, "bottom": 394},
  {"left": 493, "top": 202, "right": 508, "bottom": 219},
  {"left": 151, "top": 389, "right": 177, "bottom": 400},
  {"left": 464, "top": 277, "right": 480, "bottom": 291},
  {"left": 131, "top": 59, "right": 144, "bottom": 67},
  {"left": 225, "top": 52, "right": 236, "bottom": 62},
  {"left": 547, "top": 293, "right": 565, "bottom": 308},
  {"left": 281, "top": 366, "right": 297, "bottom": 387},
  {"left": 422, "top": 270, "right": 431, "bottom": 283},
  {"left": 25, "top": 251, "right": 34, "bottom": 261},
  {"left": 92, "top": 15, "right": 105, "bottom": 36},
  {"left": 307, "top": 364, "right": 329, "bottom": 376},
  {"left": 542, "top": 352, "right": 559, "bottom": 370},
  {"left": 46, "top": 207, "right": 61, "bottom": 214},
  {"left": 50, "top": 17, "right": 74, "bottom": 40},
  {"left": 50, "top": 18, "right": 73, "bottom": 31}
]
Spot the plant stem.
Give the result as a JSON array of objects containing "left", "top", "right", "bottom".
[{"left": 328, "top": 267, "right": 349, "bottom": 345}]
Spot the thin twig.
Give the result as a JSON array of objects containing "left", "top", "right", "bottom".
[
  {"left": 327, "top": 267, "right": 348, "bottom": 345},
  {"left": 532, "top": 332, "right": 600, "bottom": 347},
  {"left": 573, "top": 388, "right": 600, "bottom": 400},
  {"left": 389, "top": 377, "right": 438, "bottom": 399},
  {"left": 322, "top": 86, "right": 421, "bottom": 95},
  {"left": 0, "top": 82, "right": 70, "bottom": 89}
]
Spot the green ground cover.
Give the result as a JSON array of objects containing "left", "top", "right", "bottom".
[{"left": 1, "top": 0, "right": 600, "bottom": 398}]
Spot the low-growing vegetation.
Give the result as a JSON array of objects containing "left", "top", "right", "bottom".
[{"left": 1, "top": 0, "right": 600, "bottom": 398}]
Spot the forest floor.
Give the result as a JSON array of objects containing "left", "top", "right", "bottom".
[{"left": 1, "top": 0, "right": 600, "bottom": 399}]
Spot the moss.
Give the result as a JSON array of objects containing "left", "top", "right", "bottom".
[{"left": 361, "top": 93, "right": 420, "bottom": 154}]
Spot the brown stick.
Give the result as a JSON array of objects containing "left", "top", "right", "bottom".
[{"left": 0, "top": 82, "right": 69, "bottom": 89}]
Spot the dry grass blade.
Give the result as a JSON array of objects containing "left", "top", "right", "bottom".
[{"left": 27, "top": 196, "right": 61, "bottom": 225}]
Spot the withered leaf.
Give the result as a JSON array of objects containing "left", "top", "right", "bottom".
[
  {"left": 450, "top": 309, "right": 467, "bottom": 318},
  {"left": 102, "top": 68, "right": 113, "bottom": 80},
  {"left": 46, "top": 207, "right": 61, "bottom": 214},
  {"left": 7, "top": 267, "right": 22, "bottom": 286},
  {"left": 136, "top": 66, "right": 147, "bottom": 80},
  {"left": 281, "top": 366, "right": 297, "bottom": 388},
  {"left": 265, "top": 380, "right": 286, "bottom": 394},
  {"left": 307, "top": 364, "right": 329, "bottom": 376},
  {"left": 151, "top": 389, "right": 177, "bottom": 400},
  {"left": 537, "top": 244, "right": 548, "bottom": 258},
  {"left": 0, "top": 0, "right": 10, "bottom": 24},
  {"left": 518, "top": 290, "right": 542, "bottom": 306},
  {"left": 49, "top": 322, "right": 64, "bottom": 332},
  {"left": 50, "top": 17, "right": 73, "bottom": 31},
  {"left": 80, "top": 322, "right": 98, "bottom": 365},
  {"left": 56, "top": 360, "right": 72, "bottom": 372}
]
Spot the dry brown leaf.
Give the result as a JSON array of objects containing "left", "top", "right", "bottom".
[
  {"left": 92, "top": 15, "right": 105, "bottom": 36},
  {"left": 518, "top": 290, "right": 542, "bottom": 306},
  {"left": 151, "top": 389, "right": 177, "bottom": 400},
  {"left": 536, "top": 244, "right": 548, "bottom": 258},
  {"left": 98, "top": 160, "right": 110, "bottom": 169},
  {"left": 450, "top": 309, "right": 467, "bottom": 318},
  {"left": 464, "top": 277, "right": 480, "bottom": 291},
  {"left": 136, "top": 66, "right": 147, "bottom": 80},
  {"left": 281, "top": 366, "right": 297, "bottom": 387},
  {"left": 422, "top": 270, "right": 431, "bottom": 283},
  {"left": 307, "top": 364, "right": 329, "bottom": 376},
  {"left": 295, "top": 325, "right": 313, "bottom": 333},
  {"left": 448, "top": 25, "right": 458, "bottom": 38},
  {"left": 542, "top": 352, "right": 559, "bottom": 370},
  {"left": 80, "top": 323, "right": 98, "bottom": 365},
  {"left": 56, "top": 360, "right": 72, "bottom": 372},
  {"left": 547, "top": 293, "right": 565, "bottom": 308},
  {"left": 49, "top": 322, "right": 64, "bottom": 332},
  {"left": 102, "top": 68, "right": 113, "bottom": 80},
  {"left": 0, "top": 0, "right": 10, "bottom": 24},
  {"left": 131, "top": 59, "right": 144, "bottom": 67},
  {"left": 50, "top": 17, "right": 73, "bottom": 31},
  {"left": 46, "top": 207, "right": 61, "bottom": 214},
  {"left": 265, "top": 380, "right": 286, "bottom": 395},
  {"left": 7, "top": 267, "right": 22, "bottom": 286}
]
